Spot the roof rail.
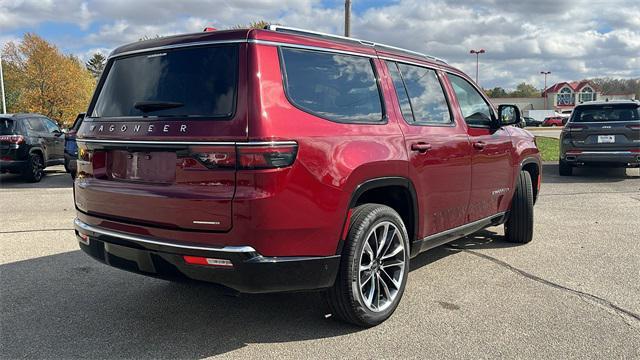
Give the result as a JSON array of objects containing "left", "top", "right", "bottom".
[{"left": 265, "top": 25, "right": 447, "bottom": 64}]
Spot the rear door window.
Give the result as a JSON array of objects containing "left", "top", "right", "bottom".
[
  {"left": 447, "top": 74, "right": 494, "bottom": 127},
  {"left": 392, "top": 62, "right": 451, "bottom": 125},
  {"left": 91, "top": 45, "right": 238, "bottom": 118},
  {"left": 26, "top": 118, "right": 46, "bottom": 133},
  {"left": 571, "top": 104, "right": 640, "bottom": 123},
  {"left": 280, "top": 48, "right": 383, "bottom": 123}
]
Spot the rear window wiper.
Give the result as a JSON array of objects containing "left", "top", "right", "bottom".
[{"left": 134, "top": 101, "right": 184, "bottom": 113}]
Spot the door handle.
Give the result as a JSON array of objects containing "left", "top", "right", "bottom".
[
  {"left": 411, "top": 142, "right": 432, "bottom": 153},
  {"left": 473, "top": 141, "right": 486, "bottom": 150}
]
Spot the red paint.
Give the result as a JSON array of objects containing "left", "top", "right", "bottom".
[
  {"left": 542, "top": 116, "right": 565, "bottom": 127},
  {"left": 75, "top": 28, "right": 540, "bottom": 258}
]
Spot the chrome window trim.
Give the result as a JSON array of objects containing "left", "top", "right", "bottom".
[
  {"left": 378, "top": 56, "right": 441, "bottom": 71},
  {"left": 74, "top": 218, "right": 258, "bottom": 253},
  {"left": 76, "top": 139, "right": 297, "bottom": 146},
  {"left": 249, "top": 39, "right": 376, "bottom": 58},
  {"left": 108, "top": 39, "right": 246, "bottom": 59}
]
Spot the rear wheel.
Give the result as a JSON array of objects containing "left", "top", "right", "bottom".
[
  {"left": 326, "top": 204, "right": 409, "bottom": 327},
  {"left": 23, "top": 153, "right": 44, "bottom": 182},
  {"left": 559, "top": 159, "right": 573, "bottom": 176},
  {"left": 504, "top": 171, "right": 534, "bottom": 244}
]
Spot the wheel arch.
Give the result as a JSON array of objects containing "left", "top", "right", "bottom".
[
  {"left": 520, "top": 158, "right": 540, "bottom": 203},
  {"left": 337, "top": 177, "right": 419, "bottom": 254}
]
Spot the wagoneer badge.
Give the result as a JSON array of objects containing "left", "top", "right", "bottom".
[{"left": 89, "top": 123, "right": 188, "bottom": 133}]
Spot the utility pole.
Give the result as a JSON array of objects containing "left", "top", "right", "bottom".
[
  {"left": 540, "top": 71, "right": 551, "bottom": 109},
  {"left": 469, "top": 49, "right": 485, "bottom": 85},
  {"left": 0, "top": 53, "right": 6, "bottom": 114},
  {"left": 344, "top": 0, "right": 351, "bottom": 37}
]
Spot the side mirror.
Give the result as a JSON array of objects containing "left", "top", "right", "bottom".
[
  {"left": 53, "top": 129, "right": 63, "bottom": 137},
  {"left": 497, "top": 104, "right": 521, "bottom": 127}
]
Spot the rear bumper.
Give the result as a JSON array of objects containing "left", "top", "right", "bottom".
[
  {"left": 74, "top": 218, "right": 340, "bottom": 293},
  {"left": 563, "top": 151, "right": 640, "bottom": 166},
  {"left": 0, "top": 159, "right": 27, "bottom": 173}
]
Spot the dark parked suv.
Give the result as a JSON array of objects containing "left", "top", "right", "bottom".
[
  {"left": 1, "top": 113, "right": 65, "bottom": 182},
  {"left": 74, "top": 26, "right": 541, "bottom": 326},
  {"left": 559, "top": 100, "right": 640, "bottom": 176}
]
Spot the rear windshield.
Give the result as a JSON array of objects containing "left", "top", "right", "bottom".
[
  {"left": 91, "top": 45, "right": 238, "bottom": 118},
  {"left": 571, "top": 104, "right": 639, "bottom": 123},
  {"left": 0, "top": 118, "right": 16, "bottom": 135}
]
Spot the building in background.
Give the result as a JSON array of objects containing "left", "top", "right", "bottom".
[{"left": 491, "top": 80, "right": 636, "bottom": 119}]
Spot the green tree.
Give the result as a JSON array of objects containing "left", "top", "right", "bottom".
[
  {"left": 86, "top": 53, "right": 106, "bottom": 80},
  {"left": 510, "top": 82, "right": 540, "bottom": 97},
  {"left": 589, "top": 77, "right": 640, "bottom": 99},
  {"left": 485, "top": 87, "right": 508, "bottom": 98}
]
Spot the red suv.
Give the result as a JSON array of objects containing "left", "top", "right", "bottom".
[
  {"left": 74, "top": 26, "right": 541, "bottom": 326},
  {"left": 542, "top": 116, "right": 565, "bottom": 127}
]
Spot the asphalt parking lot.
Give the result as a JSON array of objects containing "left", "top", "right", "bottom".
[{"left": 1, "top": 165, "right": 639, "bottom": 359}]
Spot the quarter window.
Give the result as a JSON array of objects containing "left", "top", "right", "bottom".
[
  {"left": 280, "top": 48, "right": 383, "bottom": 123},
  {"left": 385, "top": 61, "right": 414, "bottom": 123},
  {"left": 448, "top": 74, "right": 494, "bottom": 127}
]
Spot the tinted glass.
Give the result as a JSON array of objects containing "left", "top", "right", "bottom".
[
  {"left": 571, "top": 104, "right": 640, "bottom": 123},
  {"left": 92, "top": 45, "right": 238, "bottom": 118},
  {"left": 386, "top": 61, "right": 414, "bottom": 122},
  {"left": 0, "top": 118, "right": 15, "bottom": 135},
  {"left": 397, "top": 63, "right": 451, "bottom": 124},
  {"left": 281, "top": 48, "right": 383, "bottom": 123},
  {"left": 43, "top": 118, "right": 60, "bottom": 133},
  {"left": 26, "top": 118, "right": 46, "bottom": 132},
  {"left": 448, "top": 74, "right": 493, "bottom": 127}
]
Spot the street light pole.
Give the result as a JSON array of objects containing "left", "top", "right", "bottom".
[
  {"left": 469, "top": 49, "right": 485, "bottom": 85},
  {"left": 344, "top": 0, "right": 351, "bottom": 37},
  {"left": 0, "top": 53, "right": 6, "bottom": 114},
  {"left": 540, "top": 71, "right": 551, "bottom": 109}
]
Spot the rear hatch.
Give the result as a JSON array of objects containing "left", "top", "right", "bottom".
[
  {"left": 564, "top": 103, "right": 640, "bottom": 150},
  {"left": 75, "top": 43, "right": 246, "bottom": 232},
  {"left": 1, "top": 118, "right": 20, "bottom": 160}
]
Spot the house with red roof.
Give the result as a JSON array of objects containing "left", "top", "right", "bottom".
[{"left": 542, "top": 80, "right": 600, "bottom": 111}]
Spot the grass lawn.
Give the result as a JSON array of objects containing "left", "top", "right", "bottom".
[{"left": 535, "top": 136, "right": 559, "bottom": 162}]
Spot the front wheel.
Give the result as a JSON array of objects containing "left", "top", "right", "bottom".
[
  {"left": 504, "top": 171, "right": 534, "bottom": 244},
  {"left": 326, "top": 204, "right": 410, "bottom": 327}
]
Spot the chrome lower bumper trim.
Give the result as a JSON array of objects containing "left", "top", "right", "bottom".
[{"left": 73, "top": 218, "right": 257, "bottom": 253}]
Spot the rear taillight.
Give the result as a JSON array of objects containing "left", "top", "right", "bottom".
[
  {"left": 237, "top": 144, "right": 298, "bottom": 169},
  {"left": 190, "top": 146, "right": 236, "bottom": 170},
  {"left": 0, "top": 135, "right": 25, "bottom": 144},
  {"left": 626, "top": 124, "right": 640, "bottom": 131},
  {"left": 564, "top": 124, "right": 587, "bottom": 132},
  {"left": 187, "top": 142, "right": 298, "bottom": 170}
]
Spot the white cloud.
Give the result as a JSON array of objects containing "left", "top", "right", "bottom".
[{"left": 2, "top": 0, "right": 639, "bottom": 89}]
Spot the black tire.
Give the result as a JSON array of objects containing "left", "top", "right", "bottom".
[
  {"left": 23, "top": 153, "right": 44, "bottom": 182},
  {"left": 326, "top": 204, "right": 410, "bottom": 327},
  {"left": 504, "top": 171, "right": 534, "bottom": 244},
  {"left": 559, "top": 160, "right": 573, "bottom": 176}
]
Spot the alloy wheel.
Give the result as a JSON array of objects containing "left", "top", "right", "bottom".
[{"left": 357, "top": 221, "right": 406, "bottom": 312}]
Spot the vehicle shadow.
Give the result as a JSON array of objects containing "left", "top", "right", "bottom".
[
  {"left": 541, "top": 163, "right": 639, "bottom": 184},
  {"left": 0, "top": 229, "right": 510, "bottom": 358},
  {"left": 0, "top": 166, "right": 72, "bottom": 189}
]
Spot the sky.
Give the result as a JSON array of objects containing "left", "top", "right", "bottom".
[{"left": 1, "top": 0, "right": 639, "bottom": 90}]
